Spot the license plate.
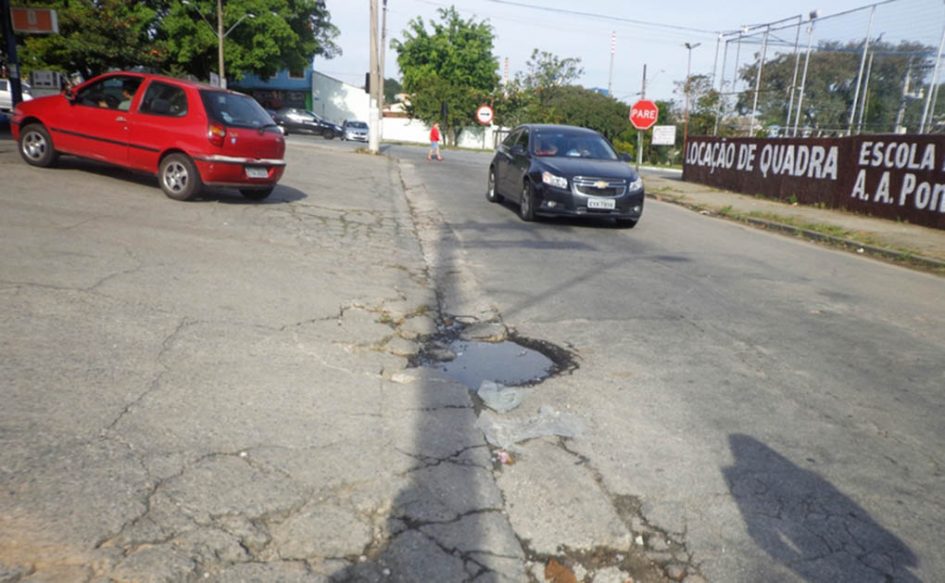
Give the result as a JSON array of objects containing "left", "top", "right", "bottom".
[
  {"left": 246, "top": 166, "right": 268, "bottom": 179},
  {"left": 587, "top": 197, "right": 616, "bottom": 210}
]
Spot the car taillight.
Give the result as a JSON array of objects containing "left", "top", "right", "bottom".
[{"left": 208, "top": 122, "right": 227, "bottom": 146}]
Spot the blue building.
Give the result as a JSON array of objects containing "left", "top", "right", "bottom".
[{"left": 230, "top": 67, "right": 312, "bottom": 110}]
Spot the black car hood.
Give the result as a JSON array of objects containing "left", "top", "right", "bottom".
[{"left": 537, "top": 157, "right": 637, "bottom": 179}]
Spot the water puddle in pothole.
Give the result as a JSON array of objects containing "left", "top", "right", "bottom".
[{"left": 436, "top": 339, "right": 554, "bottom": 389}]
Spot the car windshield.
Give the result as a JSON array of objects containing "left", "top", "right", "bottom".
[
  {"left": 348, "top": 122, "right": 368, "bottom": 129},
  {"left": 200, "top": 90, "right": 275, "bottom": 129},
  {"left": 532, "top": 131, "right": 618, "bottom": 160}
]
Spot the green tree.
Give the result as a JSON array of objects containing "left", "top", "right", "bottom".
[
  {"left": 160, "top": 0, "right": 339, "bottom": 82},
  {"left": 519, "top": 48, "right": 583, "bottom": 101},
  {"left": 392, "top": 6, "right": 499, "bottom": 145},
  {"left": 15, "top": 0, "right": 164, "bottom": 79},
  {"left": 384, "top": 77, "right": 402, "bottom": 103},
  {"left": 736, "top": 40, "right": 935, "bottom": 134},
  {"left": 673, "top": 73, "right": 723, "bottom": 137},
  {"left": 493, "top": 49, "right": 584, "bottom": 128},
  {"left": 11, "top": 0, "right": 338, "bottom": 83}
]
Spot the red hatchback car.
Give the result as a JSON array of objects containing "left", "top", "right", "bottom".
[{"left": 11, "top": 71, "right": 286, "bottom": 201}]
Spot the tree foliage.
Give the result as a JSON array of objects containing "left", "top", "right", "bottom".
[
  {"left": 10, "top": 0, "right": 338, "bottom": 82},
  {"left": 392, "top": 6, "right": 499, "bottom": 145},
  {"left": 736, "top": 40, "right": 936, "bottom": 134},
  {"left": 672, "top": 73, "right": 723, "bottom": 137}
]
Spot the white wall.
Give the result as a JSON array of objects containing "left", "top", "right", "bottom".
[{"left": 381, "top": 117, "right": 502, "bottom": 151}]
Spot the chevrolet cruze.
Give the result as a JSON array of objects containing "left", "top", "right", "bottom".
[
  {"left": 487, "top": 124, "right": 644, "bottom": 227},
  {"left": 11, "top": 71, "right": 286, "bottom": 201}
]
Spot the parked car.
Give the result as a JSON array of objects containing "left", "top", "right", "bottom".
[
  {"left": 10, "top": 71, "right": 285, "bottom": 201},
  {"left": 342, "top": 120, "right": 369, "bottom": 142},
  {"left": 273, "top": 107, "right": 342, "bottom": 139},
  {"left": 487, "top": 124, "right": 644, "bottom": 227},
  {"left": 0, "top": 78, "right": 32, "bottom": 114}
]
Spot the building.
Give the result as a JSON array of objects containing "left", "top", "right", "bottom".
[
  {"left": 230, "top": 68, "right": 313, "bottom": 111},
  {"left": 311, "top": 71, "right": 369, "bottom": 125}
]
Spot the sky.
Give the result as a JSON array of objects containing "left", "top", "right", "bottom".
[{"left": 320, "top": 0, "right": 945, "bottom": 104}]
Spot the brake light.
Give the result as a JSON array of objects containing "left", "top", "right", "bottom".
[{"left": 208, "top": 122, "right": 227, "bottom": 146}]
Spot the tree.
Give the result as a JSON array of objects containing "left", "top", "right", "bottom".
[
  {"left": 384, "top": 77, "right": 402, "bottom": 103},
  {"left": 16, "top": 0, "right": 164, "bottom": 79},
  {"left": 12, "top": 0, "right": 339, "bottom": 83},
  {"left": 392, "top": 6, "right": 499, "bottom": 145},
  {"left": 159, "top": 0, "right": 339, "bottom": 82},
  {"left": 673, "top": 73, "right": 722, "bottom": 137},
  {"left": 520, "top": 49, "right": 583, "bottom": 93},
  {"left": 735, "top": 40, "right": 935, "bottom": 134}
]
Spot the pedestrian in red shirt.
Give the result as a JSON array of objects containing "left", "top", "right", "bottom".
[{"left": 428, "top": 122, "right": 443, "bottom": 161}]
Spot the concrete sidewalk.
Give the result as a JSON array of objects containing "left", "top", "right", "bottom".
[{"left": 641, "top": 170, "right": 945, "bottom": 274}]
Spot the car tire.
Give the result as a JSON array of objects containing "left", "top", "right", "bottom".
[
  {"left": 486, "top": 167, "right": 503, "bottom": 203},
  {"left": 18, "top": 123, "right": 58, "bottom": 168},
  {"left": 159, "top": 153, "right": 202, "bottom": 201},
  {"left": 240, "top": 187, "right": 274, "bottom": 201},
  {"left": 519, "top": 181, "right": 536, "bottom": 222}
]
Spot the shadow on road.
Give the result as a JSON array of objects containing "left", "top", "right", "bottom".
[{"left": 723, "top": 434, "right": 918, "bottom": 582}]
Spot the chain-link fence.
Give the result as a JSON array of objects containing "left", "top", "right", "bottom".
[{"left": 712, "top": 0, "right": 945, "bottom": 137}]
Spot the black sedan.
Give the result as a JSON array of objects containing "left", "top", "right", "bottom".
[
  {"left": 487, "top": 124, "right": 644, "bottom": 227},
  {"left": 272, "top": 107, "right": 342, "bottom": 139}
]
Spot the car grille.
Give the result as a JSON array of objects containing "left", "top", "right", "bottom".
[{"left": 573, "top": 177, "right": 627, "bottom": 197}]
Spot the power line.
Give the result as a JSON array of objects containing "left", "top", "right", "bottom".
[{"left": 483, "top": 0, "right": 717, "bottom": 35}]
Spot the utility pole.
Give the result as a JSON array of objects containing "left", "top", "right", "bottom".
[
  {"left": 607, "top": 31, "right": 615, "bottom": 96},
  {"left": 1, "top": 0, "right": 24, "bottom": 107},
  {"left": 683, "top": 42, "right": 701, "bottom": 145},
  {"left": 380, "top": 0, "right": 388, "bottom": 113},
  {"left": 847, "top": 5, "right": 876, "bottom": 135},
  {"left": 217, "top": 0, "right": 226, "bottom": 88},
  {"left": 368, "top": 0, "right": 380, "bottom": 153},
  {"left": 636, "top": 64, "right": 646, "bottom": 171}
]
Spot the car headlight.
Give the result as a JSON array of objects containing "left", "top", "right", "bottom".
[
  {"left": 628, "top": 177, "right": 643, "bottom": 191},
  {"left": 542, "top": 171, "right": 568, "bottom": 190}
]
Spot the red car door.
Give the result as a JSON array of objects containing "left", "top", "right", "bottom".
[{"left": 61, "top": 74, "right": 143, "bottom": 166}]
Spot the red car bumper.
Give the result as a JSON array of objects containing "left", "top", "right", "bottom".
[{"left": 193, "top": 155, "right": 286, "bottom": 188}]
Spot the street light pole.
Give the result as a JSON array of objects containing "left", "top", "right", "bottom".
[
  {"left": 683, "top": 42, "right": 701, "bottom": 146},
  {"left": 217, "top": 0, "right": 225, "bottom": 88}
]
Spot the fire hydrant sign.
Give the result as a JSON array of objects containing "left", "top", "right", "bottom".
[
  {"left": 630, "top": 100, "right": 659, "bottom": 130},
  {"left": 476, "top": 104, "right": 494, "bottom": 125}
]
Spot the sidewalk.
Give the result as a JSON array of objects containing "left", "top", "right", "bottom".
[{"left": 642, "top": 170, "right": 945, "bottom": 274}]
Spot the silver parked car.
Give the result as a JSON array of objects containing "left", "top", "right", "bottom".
[
  {"left": 0, "top": 79, "right": 33, "bottom": 114},
  {"left": 342, "top": 120, "right": 369, "bottom": 142}
]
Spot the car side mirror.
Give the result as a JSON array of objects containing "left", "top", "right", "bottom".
[
  {"left": 510, "top": 144, "right": 527, "bottom": 157},
  {"left": 619, "top": 152, "right": 632, "bottom": 162},
  {"left": 64, "top": 89, "right": 75, "bottom": 103}
]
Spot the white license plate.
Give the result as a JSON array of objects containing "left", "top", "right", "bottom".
[
  {"left": 587, "top": 197, "right": 616, "bottom": 210},
  {"left": 246, "top": 166, "right": 268, "bottom": 179}
]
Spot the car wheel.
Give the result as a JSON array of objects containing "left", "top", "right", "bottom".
[
  {"left": 486, "top": 167, "right": 503, "bottom": 203},
  {"left": 159, "top": 153, "right": 202, "bottom": 201},
  {"left": 519, "top": 181, "right": 536, "bottom": 222},
  {"left": 18, "top": 123, "right": 58, "bottom": 168},
  {"left": 240, "top": 187, "right": 274, "bottom": 201}
]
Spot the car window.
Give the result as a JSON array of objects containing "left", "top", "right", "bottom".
[
  {"left": 515, "top": 129, "right": 529, "bottom": 150},
  {"left": 502, "top": 129, "right": 519, "bottom": 148},
  {"left": 201, "top": 90, "right": 275, "bottom": 129},
  {"left": 534, "top": 131, "right": 619, "bottom": 160},
  {"left": 0, "top": 80, "right": 7, "bottom": 92},
  {"left": 139, "top": 82, "right": 188, "bottom": 117},
  {"left": 76, "top": 75, "right": 142, "bottom": 110}
]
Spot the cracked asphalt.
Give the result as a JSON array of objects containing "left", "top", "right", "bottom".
[{"left": 2, "top": 135, "right": 943, "bottom": 582}]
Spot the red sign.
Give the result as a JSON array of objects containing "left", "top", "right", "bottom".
[
  {"left": 475, "top": 104, "right": 494, "bottom": 125},
  {"left": 11, "top": 8, "right": 59, "bottom": 34},
  {"left": 629, "top": 100, "right": 659, "bottom": 130}
]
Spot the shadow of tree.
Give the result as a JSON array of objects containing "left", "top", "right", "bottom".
[{"left": 723, "top": 434, "right": 919, "bottom": 582}]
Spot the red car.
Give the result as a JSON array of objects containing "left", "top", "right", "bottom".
[{"left": 11, "top": 71, "right": 286, "bottom": 201}]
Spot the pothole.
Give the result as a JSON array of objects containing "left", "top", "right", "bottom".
[{"left": 409, "top": 318, "right": 577, "bottom": 391}]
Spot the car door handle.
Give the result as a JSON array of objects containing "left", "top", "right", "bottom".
[{"left": 115, "top": 116, "right": 127, "bottom": 122}]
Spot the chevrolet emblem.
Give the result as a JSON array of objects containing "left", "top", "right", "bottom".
[{"left": 594, "top": 180, "right": 608, "bottom": 189}]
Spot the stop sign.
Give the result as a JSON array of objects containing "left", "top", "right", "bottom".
[{"left": 629, "top": 100, "right": 659, "bottom": 130}]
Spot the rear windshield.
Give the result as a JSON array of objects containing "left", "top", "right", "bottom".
[{"left": 200, "top": 90, "right": 275, "bottom": 129}]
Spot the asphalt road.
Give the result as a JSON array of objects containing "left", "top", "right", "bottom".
[
  {"left": 388, "top": 143, "right": 945, "bottom": 582},
  {"left": 1, "top": 131, "right": 943, "bottom": 582}
]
